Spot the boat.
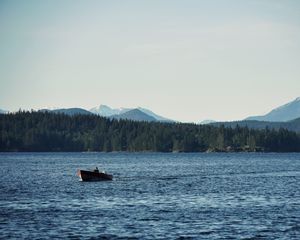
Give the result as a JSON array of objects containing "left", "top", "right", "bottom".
[{"left": 77, "top": 169, "right": 113, "bottom": 181}]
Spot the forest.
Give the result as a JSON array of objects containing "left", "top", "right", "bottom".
[{"left": 1, "top": 111, "right": 300, "bottom": 152}]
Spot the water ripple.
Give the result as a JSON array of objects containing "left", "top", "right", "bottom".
[{"left": 0, "top": 152, "right": 300, "bottom": 239}]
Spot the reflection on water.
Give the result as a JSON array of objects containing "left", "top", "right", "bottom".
[{"left": 0, "top": 152, "right": 300, "bottom": 239}]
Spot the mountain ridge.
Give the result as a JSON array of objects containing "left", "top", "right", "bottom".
[
  {"left": 90, "top": 104, "right": 173, "bottom": 122},
  {"left": 110, "top": 109, "right": 157, "bottom": 122},
  {"left": 90, "top": 105, "right": 129, "bottom": 117},
  {"left": 245, "top": 97, "right": 300, "bottom": 122},
  {"left": 2, "top": 97, "right": 300, "bottom": 124},
  {"left": 39, "top": 105, "right": 171, "bottom": 122}
]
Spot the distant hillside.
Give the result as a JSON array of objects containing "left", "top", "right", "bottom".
[
  {"left": 110, "top": 109, "right": 157, "bottom": 122},
  {"left": 246, "top": 97, "right": 300, "bottom": 122},
  {"left": 1, "top": 111, "right": 300, "bottom": 152},
  {"left": 211, "top": 117, "right": 300, "bottom": 133},
  {"left": 40, "top": 108, "right": 92, "bottom": 116},
  {"left": 137, "top": 107, "right": 174, "bottom": 122}
]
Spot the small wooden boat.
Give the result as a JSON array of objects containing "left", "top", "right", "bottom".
[{"left": 77, "top": 169, "right": 113, "bottom": 181}]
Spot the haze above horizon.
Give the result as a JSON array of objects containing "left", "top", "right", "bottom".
[{"left": 1, "top": 0, "right": 299, "bottom": 122}]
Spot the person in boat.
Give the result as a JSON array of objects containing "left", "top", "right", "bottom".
[{"left": 94, "top": 167, "right": 99, "bottom": 173}]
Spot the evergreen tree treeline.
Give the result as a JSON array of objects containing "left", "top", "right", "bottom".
[{"left": 1, "top": 111, "right": 300, "bottom": 152}]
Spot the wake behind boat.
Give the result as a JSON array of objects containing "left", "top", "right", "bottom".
[{"left": 77, "top": 167, "right": 113, "bottom": 181}]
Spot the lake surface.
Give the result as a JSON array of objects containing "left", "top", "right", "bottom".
[{"left": 0, "top": 153, "right": 300, "bottom": 239}]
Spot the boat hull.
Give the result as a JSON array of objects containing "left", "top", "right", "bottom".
[{"left": 77, "top": 170, "right": 113, "bottom": 181}]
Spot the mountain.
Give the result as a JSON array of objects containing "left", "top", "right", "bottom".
[
  {"left": 246, "top": 97, "right": 300, "bottom": 122},
  {"left": 40, "top": 108, "right": 92, "bottom": 116},
  {"left": 211, "top": 117, "right": 300, "bottom": 133},
  {"left": 38, "top": 104, "right": 172, "bottom": 122},
  {"left": 90, "top": 105, "right": 129, "bottom": 117},
  {"left": 110, "top": 109, "right": 157, "bottom": 122},
  {"left": 137, "top": 107, "right": 173, "bottom": 122},
  {"left": 90, "top": 104, "right": 173, "bottom": 122}
]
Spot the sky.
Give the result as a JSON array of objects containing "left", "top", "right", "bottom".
[{"left": 0, "top": 0, "right": 299, "bottom": 122}]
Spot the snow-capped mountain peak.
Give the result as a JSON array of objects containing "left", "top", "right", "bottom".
[{"left": 90, "top": 105, "right": 122, "bottom": 116}]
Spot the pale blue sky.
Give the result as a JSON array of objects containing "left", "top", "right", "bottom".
[{"left": 1, "top": 0, "right": 299, "bottom": 122}]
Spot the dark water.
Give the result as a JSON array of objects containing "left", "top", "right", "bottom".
[{"left": 0, "top": 153, "right": 300, "bottom": 239}]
